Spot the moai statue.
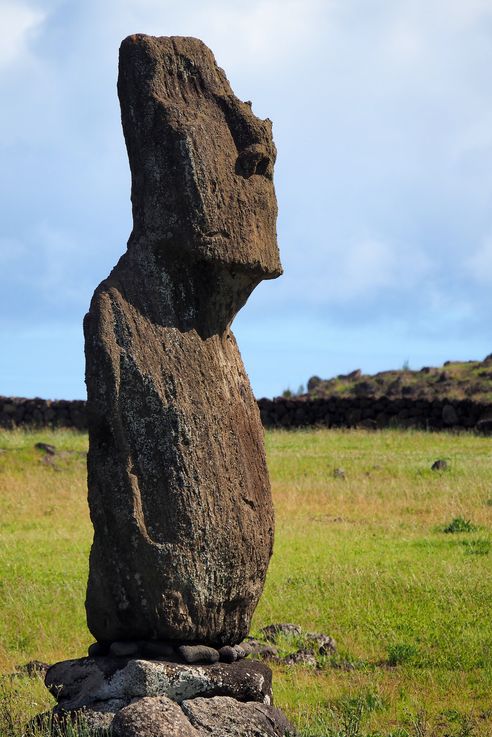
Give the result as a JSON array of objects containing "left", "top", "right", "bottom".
[{"left": 84, "top": 35, "right": 283, "bottom": 647}]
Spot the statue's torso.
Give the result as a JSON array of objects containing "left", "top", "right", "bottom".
[{"left": 85, "top": 280, "right": 274, "bottom": 645}]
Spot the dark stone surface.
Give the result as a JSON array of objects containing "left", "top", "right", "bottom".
[
  {"left": 84, "top": 34, "right": 281, "bottom": 646},
  {"left": 112, "top": 696, "right": 199, "bottom": 737},
  {"left": 431, "top": 459, "right": 449, "bottom": 471},
  {"left": 2, "top": 394, "right": 491, "bottom": 434},
  {"left": 34, "top": 442, "right": 56, "bottom": 455},
  {"left": 110, "top": 641, "right": 139, "bottom": 657},
  {"left": 88, "top": 642, "right": 110, "bottom": 657},
  {"left": 42, "top": 693, "right": 296, "bottom": 737},
  {"left": 45, "top": 657, "right": 273, "bottom": 711},
  {"left": 442, "top": 404, "right": 459, "bottom": 425},
  {"left": 179, "top": 645, "right": 220, "bottom": 664},
  {"left": 218, "top": 646, "right": 237, "bottom": 663},
  {"left": 182, "top": 695, "right": 296, "bottom": 737},
  {"left": 141, "top": 640, "right": 175, "bottom": 658}
]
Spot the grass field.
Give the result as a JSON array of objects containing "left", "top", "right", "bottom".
[{"left": 1, "top": 428, "right": 492, "bottom": 736}]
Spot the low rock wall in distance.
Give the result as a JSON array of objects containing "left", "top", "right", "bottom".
[
  {"left": 0, "top": 397, "right": 87, "bottom": 430},
  {"left": 258, "top": 396, "right": 492, "bottom": 432},
  {"left": 1, "top": 395, "right": 492, "bottom": 433}
]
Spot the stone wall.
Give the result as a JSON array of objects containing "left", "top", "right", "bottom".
[
  {"left": 258, "top": 396, "right": 492, "bottom": 432},
  {"left": 0, "top": 397, "right": 87, "bottom": 430},
  {"left": 1, "top": 395, "right": 492, "bottom": 433}
]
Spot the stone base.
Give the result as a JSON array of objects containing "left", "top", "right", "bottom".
[{"left": 40, "top": 656, "right": 295, "bottom": 736}]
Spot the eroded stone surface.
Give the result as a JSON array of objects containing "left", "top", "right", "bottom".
[
  {"left": 84, "top": 33, "right": 282, "bottom": 647},
  {"left": 111, "top": 696, "right": 199, "bottom": 737},
  {"left": 182, "top": 696, "right": 296, "bottom": 737},
  {"left": 179, "top": 645, "right": 220, "bottom": 664},
  {"left": 218, "top": 646, "right": 237, "bottom": 663},
  {"left": 46, "top": 657, "right": 273, "bottom": 711}
]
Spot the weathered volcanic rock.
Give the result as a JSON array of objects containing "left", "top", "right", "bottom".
[
  {"left": 182, "top": 695, "right": 296, "bottom": 737},
  {"left": 112, "top": 696, "right": 199, "bottom": 737},
  {"left": 84, "top": 34, "right": 282, "bottom": 645},
  {"left": 45, "top": 657, "right": 273, "bottom": 711}
]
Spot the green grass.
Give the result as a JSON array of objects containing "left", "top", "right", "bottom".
[{"left": 1, "top": 428, "right": 492, "bottom": 735}]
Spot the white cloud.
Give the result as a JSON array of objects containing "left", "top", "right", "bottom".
[{"left": 0, "top": 1, "right": 45, "bottom": 70}]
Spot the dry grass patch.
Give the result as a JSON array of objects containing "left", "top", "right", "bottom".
[{"left": 1, "top": 427, "right": 492, "bottom": 735}]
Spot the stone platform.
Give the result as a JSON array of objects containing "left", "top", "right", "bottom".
[{"left": 41, "top": 655, "right": 295, "bottom": 736}]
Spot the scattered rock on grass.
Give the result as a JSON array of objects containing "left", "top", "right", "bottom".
[
  {"left": 242, "top": 640, "right": 279, "bottom": 660},
  {"left": 305, "top": 632, "right": 336, "bottom": 655},
  {"left": 333, "top": 467, "right": 346, "bottom": 480},
  {"left": 34, "top": 442, "right": 56, "bottom": 455},
  {"left": 16, "top": 660, "right": 50, "bottom": 677},
  {"left": 283, "top": 649, "right": 317, "bottom": 667},
  {"left": 431, "top": 459, "right": 448, "bottom": 471},
  {"left": 260, "top": 623, "right": 302, "bottom": 642}
]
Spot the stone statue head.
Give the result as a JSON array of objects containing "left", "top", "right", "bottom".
[{"left": 118, "top": 35, "right": 282, "bottom": 281}]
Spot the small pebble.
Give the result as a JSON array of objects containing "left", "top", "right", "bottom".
[
  {"left": 255, "top": 645, "right": 279, "bottom": 660},
  {"left": 238, "top": 641, "right": 254, "bottom": 654},
  {"left": 241, "top": 639, "right": 265, "bottom": 655},
  {"left": 283, "top": 648, "right": 317, "bottom": 667},
  {"left": 333, "top": 467, "right": 346, "bottom": 480},
  {"left": 109, "top": 641, "right": 139, "bottom": 657},
  {"left": 218, "top": 645, "right": 237, "bottom": 663},
  {"left": 233, "top": 645, "right": 246, "bottom": 660},
  {"left": 178, "top": 645, "right": 220, "bottom": 664}
]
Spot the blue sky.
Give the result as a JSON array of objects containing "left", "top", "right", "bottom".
[{"left": 2, "top": 0, "right": 492, "bottom": 399}]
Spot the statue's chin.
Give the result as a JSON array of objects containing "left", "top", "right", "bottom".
[{"left": 194, "top": 240, "right": 283, "bottom": 281}]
